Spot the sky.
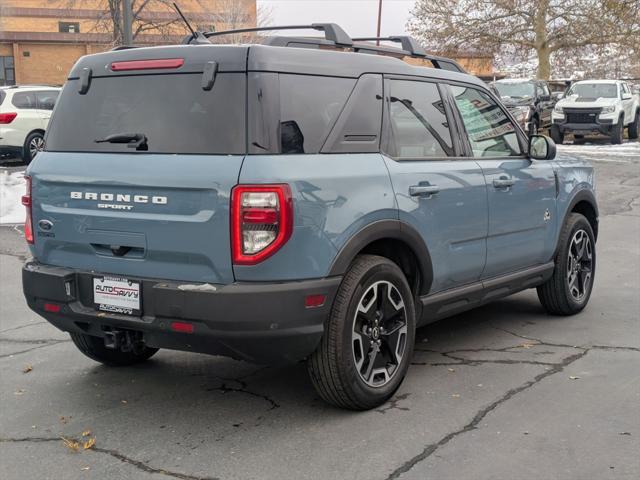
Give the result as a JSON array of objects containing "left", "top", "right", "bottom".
[{"left": 256, "top": 0, "right": 417, "bottom": 38}]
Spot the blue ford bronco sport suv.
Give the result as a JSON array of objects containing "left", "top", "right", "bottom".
[{"left": 21, "top": 24, "right": 598, "bottom": 410}]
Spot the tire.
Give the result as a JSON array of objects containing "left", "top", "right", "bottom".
[
  {"left": 70, "top": 332, "right": 159, "bottom": 366},
  {"left": 307, "top": 255, "right": 416, "bottom": 410},
  {"left": 537, "top": 213, "right": 596, "bottom": 315},
  {"left": 550, "top": 125, "right": 564, "bottom": 144},
  {"left": 528, "top": 117, "right": 539, "bottom": 137},
  {"left": 22, "top": 131, "right": 45, "bottom": 164},
  {"left": 628, "top": 110, "right": 639, "bottom": 139},
  {"left": 611, "top": 117, "right": 624, "bottom": 144}
]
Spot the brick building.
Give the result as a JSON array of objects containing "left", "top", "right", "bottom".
[{"left": 0, "top": 0, "right": 256, "bottom": 86}]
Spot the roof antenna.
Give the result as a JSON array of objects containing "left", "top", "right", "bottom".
[{"left": 173, "top": 2, "right": 210, "bottom": 44}]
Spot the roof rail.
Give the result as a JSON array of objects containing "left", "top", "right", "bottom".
[
  {"left": 352, "top": 36, "right": 427, "bottom": 57},
  {"left": 203, "top": 23, "right": 353, "bottom": 47}
]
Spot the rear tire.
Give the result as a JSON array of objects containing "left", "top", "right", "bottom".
[
  {"left": 70, "top": 332, "right": 158, "bottom": 366},
  {"left": 550, "top": 125, "right": 564, "bottom": 144},
  {"left": 628, "top": 110, "right": 639, "bottom": 139},
  {"left": 537, "top": 213, "right": 595, "bottom": 315},
  {"left": 307, "top": 255, "right": 416, "bottom": 410},
  {"left": 611, "top": 117, "right": 624, "bottom": 144},
  {"left": 22, "top": 131, "right": 45, "bottom": 164}
]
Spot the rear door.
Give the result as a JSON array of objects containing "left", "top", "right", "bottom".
[
  {"left": 382, "top": 77, "right": 488, "bottom": 294},
  {"left": 29, "top": 48, "right": 247, "bottom": 284},
  {"left": 449, "top": 84, "right": 557, "bottom": 278}
]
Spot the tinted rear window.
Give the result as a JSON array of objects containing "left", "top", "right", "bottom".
[{"left": 45, "top": 73, "right": 245, "bottom": 154}]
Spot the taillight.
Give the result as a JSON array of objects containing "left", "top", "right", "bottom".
[
  {"left": 0, "top": 112, "right": 18, "bottom": 124},
  {"left": 231, "top": 184, "right": 293, "bottom": 265},
  {"left": 22, "top": 176, "right": 34, "bottom": 244}
]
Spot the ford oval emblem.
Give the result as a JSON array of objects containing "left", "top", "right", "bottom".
[{"left": 38, "top": 219, "right": 54, "bottom": 231}]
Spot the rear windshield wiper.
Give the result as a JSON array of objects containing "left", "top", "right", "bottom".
[{"left": 95, "top": 133, "right": 148, "bottom": 151}]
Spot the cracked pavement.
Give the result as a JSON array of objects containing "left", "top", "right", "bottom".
[{"left": 1, "top": 141, "right": 639, "bottom": 479}]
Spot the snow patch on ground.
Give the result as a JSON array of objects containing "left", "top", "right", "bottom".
[
  {"left": 0, "top": 170, "right": 26, "bottom": 224},
  {"left": 557, "top": 141, "right": 640, "bottom": 163}
]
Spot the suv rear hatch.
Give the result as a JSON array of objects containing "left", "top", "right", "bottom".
[{"left": 27, "top": 46, "right": 247, "bottom": 284}]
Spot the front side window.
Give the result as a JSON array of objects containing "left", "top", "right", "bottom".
[
  {"left": 451, "top": 85, "right": 522, "bottom": 157},
  {"left": 386, "top": 79, "right": 453, "bottom": 158}
]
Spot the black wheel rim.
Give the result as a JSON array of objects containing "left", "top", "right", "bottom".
[
  {"left": 352, "top": 280, "right": 407, "bottom": 388},
  {"left": 567, "top": 229, "right": 593, "bottom": 302},
  {"left": 29, "top": 136, "right": 45, "bottom": 158}
]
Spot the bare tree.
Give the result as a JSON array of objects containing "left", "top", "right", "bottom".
[
  {"left": 53, "top": 0, "right": 192, "bottom": 45},
  {"left": 408, "top": 0, "right": 640, "bottom": 79},
  {"left": 196, "top": 0, "right": 271, "bottom": 43}
]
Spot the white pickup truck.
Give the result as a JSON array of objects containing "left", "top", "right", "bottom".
[{"left": 550, "top": 79, "right": 639, "bottom": 144}]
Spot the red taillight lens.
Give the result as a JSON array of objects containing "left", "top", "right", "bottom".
[
  {"left": 44, "top": 303, "right": 61, "bottom": 313},
  {"left": 22, "top": 176, "right": 34, "bottom": 245},
  {"left": 0, "top": 112, "right": 18, "bottom": 124},
  {"left": 110, "top": 58, "right": 184, "bottom": 71},
  {"left": 170, "top": 321, "right": 194, "bottom": 333},
  {"left": 231, "top": 184, "right": 293, "bottom": 265}
]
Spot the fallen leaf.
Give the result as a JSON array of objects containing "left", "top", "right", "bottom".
[
  {"left": 61, "top": 437, "right": 80, "bottom": 452},
  {"left": 447, "top": 368, "right": 456, "bottom": 373},
  {"left": 14, "top": 389, "right": 25, "bottom": 395},
  {"left": 477, "top": 384, "right": 483, "bottom": 387},
  {"left": 569, "top": 376, "right": 580, "bottom": 380},
  {"left": 81, "top": 467, "right": 90, "bottom": 471},
  {"left": 518, "top": 342, "right": 537, "bottom": 349},
  {"left": 81, "top": 430, "right": 92, "bottom": 437},
  {"left": 23, "top": 365, "right": 33, "bottom": 374},
  {"left": 619, "top": 432, "right": 631, "bottom": 436},
  {"left": 121, "top": 400, "right": 128, "bottom": 404},
  {"left": 452, "top": 394, "right": 460, "bottom": 398},
  {"left": 82, "top": 437, "right": 96, "bottom": 450}
]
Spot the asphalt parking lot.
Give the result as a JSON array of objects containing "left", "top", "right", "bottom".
[{"left": 1, "top": 140, "right": 639, "bottom": 480}]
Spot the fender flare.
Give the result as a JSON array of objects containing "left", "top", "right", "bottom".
[
  {"left": 328, "top": 219, "right": 434, "bottom": 295},
  {"left": 554, "top": 189, "right": 599, "bottom": 257}
]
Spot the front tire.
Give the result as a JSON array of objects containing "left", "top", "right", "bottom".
[
  {"left": 628, "top": 110, "right": 639, "bottom": 139},
  {"left": 550, "top": 125, "right": 564, "bottom": 144},
  {"left": 611, "top": 117, "right": 624, "bottom": 144},
  {"left": 307, "top": 255, "right": 416, "bottom": 410},
  {"left": 70, "top": 332, "right": 159, "bottom": 366},
  {"left": 537, "top": 213, "right": 595, "bottom": 315}
]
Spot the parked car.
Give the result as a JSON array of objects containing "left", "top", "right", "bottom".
[
  {"left": 491, "top": 78, "right": 556, "bottom": 135},
  {"left": 551, "top": 79, "right": 640, "bottom": 144},
  {"left": 21, "top": 24, "right": 598, "bottom": 410},
  {"left": 0, "top": 85, "right": 60, "bottom": 163}
]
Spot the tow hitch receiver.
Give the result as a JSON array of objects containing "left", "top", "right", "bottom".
[{"left": 104, "top": 329, "right": 144, "bottom": 353}]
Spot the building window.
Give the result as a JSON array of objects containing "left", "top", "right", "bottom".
[
  {"left": 59, "top": 22, "right": 80, "bottom": 33},
  {"left": 0, "top": 56, "right": 15, "bottom": 86}
]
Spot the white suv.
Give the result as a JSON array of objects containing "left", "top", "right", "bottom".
[
  {"left": 0, "top": 85, "right": 60, "bottom": 163},
  {"left": 550, "top": 80, "right": 640, "bottom": 144}
]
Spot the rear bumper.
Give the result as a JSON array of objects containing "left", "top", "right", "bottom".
[{"left": 22, "top": 261, "right": 341, "bottom": 364}]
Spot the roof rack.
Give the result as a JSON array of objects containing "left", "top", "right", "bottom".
[
  {"left": 352, "top": 36, "right": 427, "bottom": 57},
  {"left": 202, "top": 23, "right": 353, "bottom": 47}
]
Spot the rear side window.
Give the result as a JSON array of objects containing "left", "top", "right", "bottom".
[
  {"left": 45, "top": 73, "right": 245, "bottom": 155},
  {"left": 12, "top": 91, "right": 37, "bottom": 109},
  {"left": 451, "top": 85, "right": 522, "bottom": 157},
  {"left": 279, "top": 74, "right": 356, "bottom": 154},
  {"left": 385, "top": 79, "right": 453, "bottom": 158},
  {"left": 36, "top": 91, "right": 59, "bottom": 110}
]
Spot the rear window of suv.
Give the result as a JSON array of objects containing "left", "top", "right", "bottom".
[{"left": 45, "top": 73, "right": 246, "bottom": 155}]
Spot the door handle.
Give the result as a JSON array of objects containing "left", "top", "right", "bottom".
[
  {"left": 492, "top": 178, "right": 515, "bottom": 188},
  {"left": 409, "top": 185, "right": 440, "bottom": 197}
]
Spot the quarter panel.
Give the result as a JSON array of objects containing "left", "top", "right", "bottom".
[{"left": 235, "top": 153, "right": 397, "bottom": 281}]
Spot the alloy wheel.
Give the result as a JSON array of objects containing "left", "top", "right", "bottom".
[
  {"left": 29, "top": 136, "right": 45, "bottom": 158},
  {"left": 352, "top": 280, "right": 408, "bottom": 387},
  {"left": 567, "top": 229, "right": 593, "bottom": 302}
]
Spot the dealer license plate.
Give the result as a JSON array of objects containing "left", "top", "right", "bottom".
[{"left": 93, "top": 276, "right": 141, "bottom": 316}]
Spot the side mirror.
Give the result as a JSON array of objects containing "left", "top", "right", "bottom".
[{"left": 529, "top": 135, "right": 556, "bottom": 160}]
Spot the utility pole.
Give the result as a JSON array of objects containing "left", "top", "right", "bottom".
[
  {"left": 376, "top": 0, "right": 383, "bottom": 45},
  {"left": 122, "top": 0, "right": 133, "bottom": 45}
]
